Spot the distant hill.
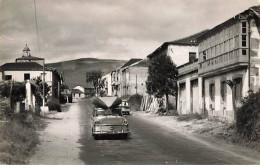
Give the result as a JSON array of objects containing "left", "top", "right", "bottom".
[{"left": 47, "top": 58, "right": 127, "bottom": 89}]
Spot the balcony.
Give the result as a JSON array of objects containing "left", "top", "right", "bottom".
[
  {"left": 198, "top": 49, "right": 248, "bottom": 76},
  {"left": 178, "top": 60, "right": 198, "bottom": 76}
]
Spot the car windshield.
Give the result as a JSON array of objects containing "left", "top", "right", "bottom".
[
  {"left": 120, "top": 101, "right": 129, "bottom": 106},
  {"left": 95, "top": 108, "right": 122, "bottom": 116}
]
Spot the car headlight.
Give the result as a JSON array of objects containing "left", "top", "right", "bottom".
[{"left": 123, "top": 120, "right": 128, "bottom": 125}]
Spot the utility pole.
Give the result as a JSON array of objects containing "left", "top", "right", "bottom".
[
  {"left": 135, "top": 74, "right": 137, "bottom": 94},
  {"left": 247, "top": 12, "right": 254, "bottom": 93},
  {"left": 43, "top": 59, "right": 45, "bottom": 114}
]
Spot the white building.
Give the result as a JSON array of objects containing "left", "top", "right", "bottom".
[
  {"left": 148, "top": 30, "right": 208, "bottom": 110},
  {"left": 72, "top": 86, "right": 85, "bottom": 99},
  {"left": 0, "top": 45, "right": 63, "bottom": 101},
  {"left": 101, "top": 73, "right": 112, "bottom": 96}
]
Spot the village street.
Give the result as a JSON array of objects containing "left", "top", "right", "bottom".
[{"left": 29, "top": 99, "right": 260, "bottom": 165}]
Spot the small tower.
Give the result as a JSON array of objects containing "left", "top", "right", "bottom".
[{"left": 22, "top": 44, "right": 31, "bottom": 57}]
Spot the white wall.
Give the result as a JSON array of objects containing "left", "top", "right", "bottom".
[
  {"left": 74, "top": 86, "right": 85, "bottom": 93},
  {"left": 101, "top": 73, "right": 112, "bottom": 96},
  {"left": 167, "top": 45, "right": 198, "bottom": 66},
  {"left": 204, "top": 68, "right": 248, "bottom": 121},
  {"left": 3, "top": 70, "right": 53, "bottom": 86}
]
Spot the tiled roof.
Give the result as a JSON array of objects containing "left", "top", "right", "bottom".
[
  {"left": 167, "top": 30, "right": 209, "bottom": 46},
  {"left": 0, "top": 62, "right": 52, "bottom": 71},
  {"left": 147, "top": 30, "right": 208, "bottom": 59},
  {"left": 131, "top": 59, "right": 151, "bottom": 67},
  {"left": 250, "top": 5, "right": 260, "bottom": 17},
  {"left": 198, "top": 5, "right": 260, "bottom": 41},
  {"left": 16, "top": 55, "right": 44, "bottom": 61},
  {"left": 120, "top": 59, "right": 142, "bottom": 69}
]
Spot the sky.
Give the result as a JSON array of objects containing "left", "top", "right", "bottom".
[{"left": 0, "top": 0, "right": 259, "bottom": 64}]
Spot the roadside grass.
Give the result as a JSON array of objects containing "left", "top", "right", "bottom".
[
  {"left": 177, "top": 113, "right": 204, "bottom": 121},
  {"left": 206, "top": 124, "right": 260, "bottom": 152},
  {"left": 0, "top": 97, "right": 46, "bottom": 164},
  {"left": 0, "top": 113, "right": 46, "bottom": 164}
]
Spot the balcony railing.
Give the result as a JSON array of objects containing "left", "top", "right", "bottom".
[
  {"left": 178, "top": 60, "right": 198, "bottom": 76},
  {"left": 198, "top": 49, "right": 248, "bottom": 75}
]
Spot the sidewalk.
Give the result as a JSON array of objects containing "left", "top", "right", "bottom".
[
  {"left": 131, "top": 111, "right": 260, "bottom": 163},
  {"left": 131, "top": 111, "right": 226, "bottom": 135},
  {"left": 29, "top": 102, "right": 84, "bottom": 165}
]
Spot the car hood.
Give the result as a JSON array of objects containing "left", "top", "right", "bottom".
[{"left": 95, "top": 116, "right": 126, "bottom": 125}]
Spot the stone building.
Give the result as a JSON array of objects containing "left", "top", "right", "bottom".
[
  {"left": 177, "top": 6, "right": 260, "bottom": 122},
  {"left": 101, "top": 73, "right": 112, "bottom": 96},
  {"left": 111, "top": 59, "right": 142, "bottom": 97},
  {"left": 148, "top": 30, "right": 208, "bottom": 110},
  {"left": 121, "top": 59, "right": 150, "bottom": 97}
]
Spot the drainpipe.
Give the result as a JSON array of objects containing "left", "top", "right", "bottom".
[{"left": 248, "top": 18, "right": 251, "bottom": 92}]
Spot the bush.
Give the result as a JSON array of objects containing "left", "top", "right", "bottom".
[
  {"left": 128, "top": 94, "right": 143, "bottom": 111},
  {"left": 0, "top": 112, "right": 42, "bottom": 164},
  {"left": 236, "top": 91, "right": 260, "bottom": 140},
  {"left": 178, "top": 113, "right": 204, "bottom": 121},
  {"left": 47, "top": 101, "right": 61, "bottom": 112}
]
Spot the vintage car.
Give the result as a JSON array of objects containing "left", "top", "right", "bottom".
[
  {"left": 91, "top": 97, "right": 130, "bottom": 139},
  {"left": 119, "top": 99, "right": 131, "bottom": 115}
]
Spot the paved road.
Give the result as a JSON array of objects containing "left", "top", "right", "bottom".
[{"left": 77, "top": 99, "right": 258, "bottom": 165}]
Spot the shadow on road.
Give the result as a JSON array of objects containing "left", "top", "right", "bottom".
[{"left": 93, "top": 134, "right": 130, "bottom": 140}]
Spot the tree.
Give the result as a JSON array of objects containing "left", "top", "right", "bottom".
[
  {"left": 0, "top": 81, "right": 26, "bottom": 110},
  {"left": 226, "top": 80, "right": 237, "bottom": 119},
  {"left": 146, "top": 55, "right": 178, "bottom": 111},
  {"left": 86, "top": 70, "right": 102, "bottom": 96},
  {"left": 31, "top": 77, "right": 51, "bottom": 106}
]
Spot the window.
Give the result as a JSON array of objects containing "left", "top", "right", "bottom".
[
  {"left": 234, "top": 78, "right": 242, "bottom": 102},
  {"left": 220, "top": 43, "right": 224, "bottom": 54},
  {"left": 41, "top": 73, "right": 46, "bottom": 81},
  {"left": 229, "top": 38, "right": 234, "bottom": 50},
  {"left": 189, "top": 52, "right": 196, "bottom": 62},
  {"left": 209, "top": 83, "right": 215, "bottom": 101},
  {"left": 225, "top": 41, "right": 229, "bottom": 52},
  {"left": 242, "top": 22, "right": 247, "bottom": 34},
  {"left": 5, "top": 75, "right": 12, "bottom": 80},
  {"left": 242, "top": 35, "right": 247, "bottom": 47},
  {"left": 220, "top": 81, "right": 226, "bottom": 102},
  {"left": 242, "top": 49, "right": 247, "bottom": 55},
  {"left": 24, "top": 73, "right": 30, "bottom": 80},
  {"left": 203, "top": 51, "right": 207, "bottom": 61},
  {"left": 216, "top": 45, "right": 219, "bottom": 56},
  {"left": 234, "top": 36, "right": 239, "bottom": 48}
]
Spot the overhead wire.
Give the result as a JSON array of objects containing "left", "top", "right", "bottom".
[{"left": 33, "top": 0, "right": 40, "bottom": 52}]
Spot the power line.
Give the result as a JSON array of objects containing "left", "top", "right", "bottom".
[{"left": 33, "top": 0, "right": 40, "bottom": 52}]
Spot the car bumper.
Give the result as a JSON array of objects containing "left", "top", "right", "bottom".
[
  {"left": 93, "top": 130, "right": 130, "bottom": 135},
  {"left": 93, "top": 125, "right": 130, "bottom": 135}
]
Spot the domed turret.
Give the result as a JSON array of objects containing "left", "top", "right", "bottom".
[{"left": 22, "top": 44, "right": 31, "bottom": 57}]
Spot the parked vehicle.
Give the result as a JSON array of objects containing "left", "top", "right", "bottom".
[
  {"left": 91, "top": 97, "right": 130, "bottom": 139},
  {"left": 119, "top": 99, "right": 131, "bottom": 115}
]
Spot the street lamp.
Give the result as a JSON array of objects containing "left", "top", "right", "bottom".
[{"left": 42, "top": 58, "right": 45, "bottom": 115}]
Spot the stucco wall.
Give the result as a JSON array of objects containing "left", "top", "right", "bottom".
[
  {"left": 177, "top": 72, "right": 200, "bottom": 115},
  {"left": 167, "top": 45, "right": 198, "bottom": 66},
  {"left": 3, "top": 70, "right": 53, "bottom": 86},
  {"left": 204, "top": 68, "right": 248, "bottom": 121},
  {"left": 128, "top": 67, "right": 148, "bottom": 96},
  {"left": 101, "top": 73, "right": 112, "bottom": 96}
]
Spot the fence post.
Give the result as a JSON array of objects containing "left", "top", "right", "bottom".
[{"left": 25, "top": 80, "right": 32, "bottom": 111}]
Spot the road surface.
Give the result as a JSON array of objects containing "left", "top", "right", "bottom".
[{"left": 30, "top": 99, "right": 260, "bottom": 165}]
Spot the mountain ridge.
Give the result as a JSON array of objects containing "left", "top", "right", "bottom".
[{"left": 47, "top": 58, "right": 127, "bottom": 89}]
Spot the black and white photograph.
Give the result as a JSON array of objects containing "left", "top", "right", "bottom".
[{"left": 0, "top": 0, "right": 260, "bottom": 166}]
